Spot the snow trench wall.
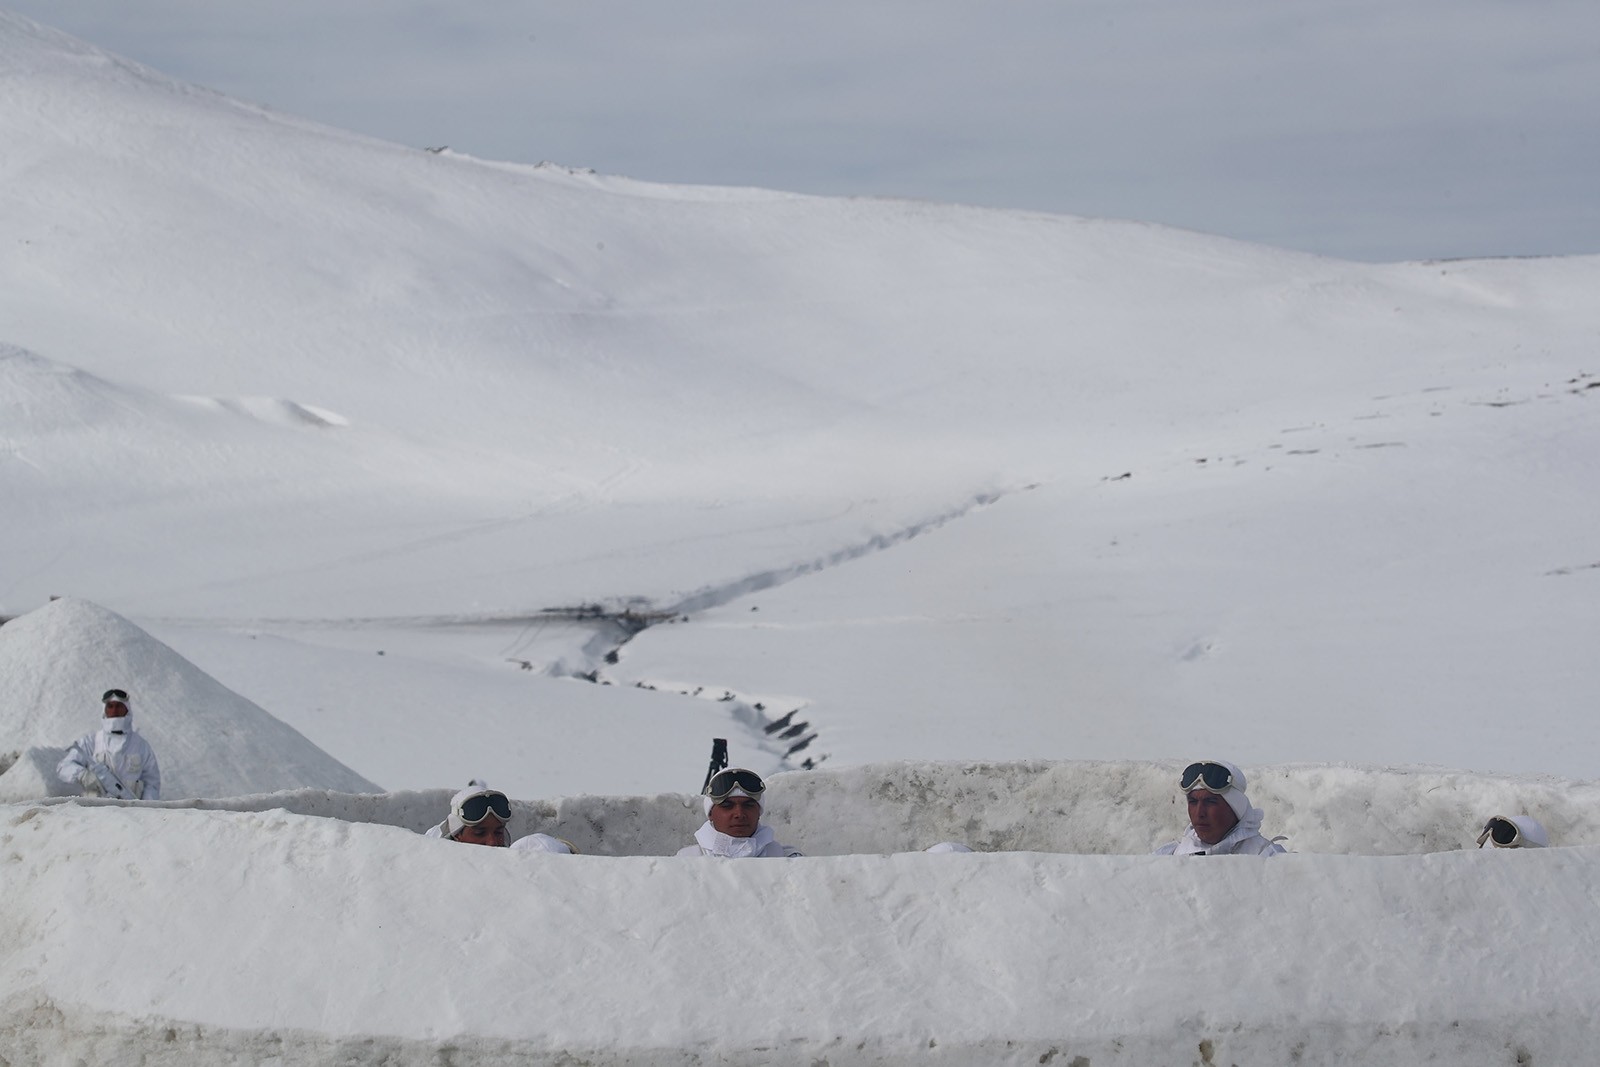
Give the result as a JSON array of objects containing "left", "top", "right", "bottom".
[
  {"left": 33, "top": 758, "right": 1600, "bottom": 856},
  {"left": 6, "top": 800, "right": 1600, "bottom": 1067}
]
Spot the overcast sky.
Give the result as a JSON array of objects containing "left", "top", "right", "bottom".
[{"left": 12, "top": 1, "right": 1599, "bottom": 262}]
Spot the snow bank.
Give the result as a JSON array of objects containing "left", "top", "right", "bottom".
[
  {"left": 0, "top": 598, "right": 379, "bottom": 800},
  {"left": 30, "top": 758, "right": 1600, "bottom": 858},
  {"left": 4, "top": 786, "right": 1598, "bottom": 1065},
  {"left": 767, "top": 759, "right": 1600, "bottom": 856}
]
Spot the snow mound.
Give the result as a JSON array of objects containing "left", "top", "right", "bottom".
[
  {"left": 0, "top": 598, "right": 379, "bottom": 799},
  {"left": 177, "top": 395, "right": 350, "bottom": 428},
  {"left": 0, "top": 344, "right": 138, "bottom": 435},
  {"left": 4, "top": 772, "right": 1599, "bottom": 1065}
]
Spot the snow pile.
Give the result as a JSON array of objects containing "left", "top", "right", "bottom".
[{"left": 0, "top": 598, "right": 378, "bottom": 800}]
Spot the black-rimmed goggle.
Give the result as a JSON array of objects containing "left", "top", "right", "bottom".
[
  {"left": 1179, "top": 762, "right": 1234, "bottom": 793},
  {"left": 1476, "top": 817, "right": 1523, "bottom": 848},
  {"left": 102, "top": 688, "right": 129, "bottom": 704},
  {"left": 454, "top": 790, "right": 512, "bottom": 825},
  {"left": 705, "top": 768, "right": 765, "bottom": 800}
]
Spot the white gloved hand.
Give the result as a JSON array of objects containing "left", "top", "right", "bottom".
[{"left": 78, "top": 768, "right": 104, "bottom": 796}]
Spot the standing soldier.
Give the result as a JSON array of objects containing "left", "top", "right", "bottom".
[{"left": 57, "top": 688, "right": 162, "bottom": 800}]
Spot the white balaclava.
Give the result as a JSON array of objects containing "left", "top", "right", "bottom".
[
  {"left": 102, "top": 695, "right": 133, "bottom": 734},
  {"left": 1211, "top": 759, "right": 1252, "bottom": 822},
  {"left": 1183, "top": 759, "right": 1260, "bottom": 832}
]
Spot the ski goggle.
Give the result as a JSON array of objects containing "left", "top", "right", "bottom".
[
  {"left": 102, "top": 689, "right": 129, "bottom": 704},
  {"left": 705, "top": 768, "right": 766, "bottom": 800},
  {"left": 1179, "top": 762, "right": 1235, "bottom": 793},
  {"left": 453, "top": 790, "right": 512, "bottom": 825},
  {"left": 1476, "top": 817, "right": 1528, "bottom": 849}
]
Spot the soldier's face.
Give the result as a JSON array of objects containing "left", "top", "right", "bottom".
[
  {"left": 453, "top": 815, "right": 509, "bottom": 847},
  {"left": 1187, "top": 789, "right": 1239, "bottom": 845},
  {"left": 103, "top": 702, "right": 129, "bottom": 718},
  {"left": 709, "top": 796, "right": 761, "bottom": 838}
]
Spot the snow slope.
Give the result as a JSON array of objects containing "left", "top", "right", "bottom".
[{"left": 7, "top": 2, "right": 1597, "bottom": 793}]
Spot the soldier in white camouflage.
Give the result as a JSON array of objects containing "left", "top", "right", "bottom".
[{"left": 56, "top": 687, "right": 162, "bottom": 801}]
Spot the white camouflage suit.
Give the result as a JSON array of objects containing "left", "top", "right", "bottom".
[
  {"left": 57, "top": 708, "right": 162, "bottom": 801},
  {"left": 676, "top": 822, "right": 802, "bottom": 858}
]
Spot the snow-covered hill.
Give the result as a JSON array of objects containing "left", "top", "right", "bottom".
[{"left": 5, "top": 2, "right": 1597, "bottom": 794}]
